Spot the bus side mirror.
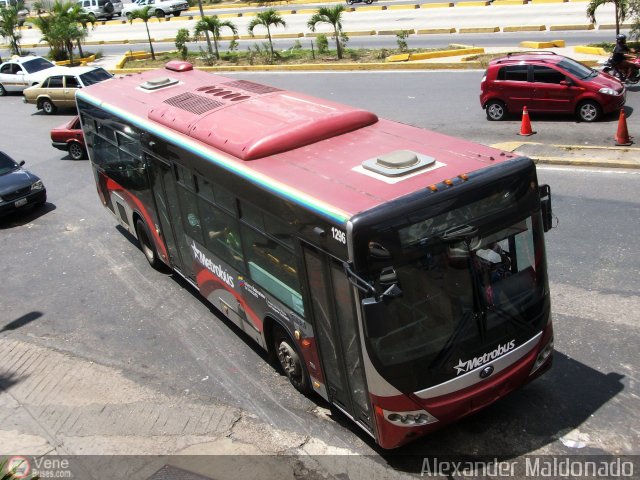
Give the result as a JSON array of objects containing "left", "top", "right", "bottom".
[
  {"left": 539, "top": 184, "right": 553, "bottom": 232},
  {"left": 362, "top": 297, "right": 391, "bottom": 338}
]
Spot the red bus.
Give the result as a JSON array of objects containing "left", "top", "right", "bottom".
[{"left": 76, "top": 61, "right": 555, "bottom": 449}]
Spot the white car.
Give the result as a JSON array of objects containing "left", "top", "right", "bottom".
[
  {"left": 0, "top": 56, "right": 68, "bottom": 96},
  {"left": 123, "top": 0, "right": 188, "bottom": 19}
]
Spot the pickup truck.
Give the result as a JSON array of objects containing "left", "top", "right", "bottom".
[{"left": 122, "top": 0, "right": 189, "bottom": 19}]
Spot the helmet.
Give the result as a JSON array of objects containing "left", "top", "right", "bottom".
[{"left": 617, "top": 33, "right": 627, "bottom": 43}]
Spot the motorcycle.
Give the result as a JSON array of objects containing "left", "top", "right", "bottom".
[
  {"left": 346, "top": 0, "right": 374, "bottom": 4},
  {"left": 602, "top": 55, "right": 640, "bottom": 85}
]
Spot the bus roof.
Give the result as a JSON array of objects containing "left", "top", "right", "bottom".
[{"left": 77, "top": 64, "right": 518, "bottom": 224}]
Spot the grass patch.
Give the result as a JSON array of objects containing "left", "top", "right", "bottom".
[{"left": 122, "top": 45, "right": 464, "bottom": 68}]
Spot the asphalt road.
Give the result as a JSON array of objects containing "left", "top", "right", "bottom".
[
  {"left": 232, "top": 71, "right": 640, "bottom": 147},
  {"left": 0, "top": 71, "right": 638, "bottom": 466},
  {"left": 3, "top": 30, "right": 625, "bottom": 60}
]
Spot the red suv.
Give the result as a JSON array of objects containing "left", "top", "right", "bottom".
[{"left": 480, "top": 52, "right": 625, "bottom": 122}]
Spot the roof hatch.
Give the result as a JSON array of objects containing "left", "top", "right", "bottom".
[{"left": 362, "top": 150, "right": 436, "bottom": 177}]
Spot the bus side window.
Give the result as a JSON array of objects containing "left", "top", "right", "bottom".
[
  {"left": 199, "top": 197, "right": 245, "bottom": 273},
  {"left": 177, "top": 184, "right": 204, "bottom": 244},
  {"left": 240, "top": 224, "right": 304, "bottom": 316}
]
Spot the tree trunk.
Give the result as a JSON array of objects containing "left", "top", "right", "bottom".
[
  {"left": 267, "top": 27, "right": 274, "bottom": 60},
  {"left": 334, "top": 26, "right": 342, "bottom": 59},
  {"left": 213, "top": 35, "right": 220, "bottom": 60},
  {"left": 196, "top": 0, "right": 213, "bottom": 56},
  {"left": 77, "top": 39, "right": 84, "bottom": 59},
  {"left": 145, "top": 21, "right": 155, "bottom": 60}
]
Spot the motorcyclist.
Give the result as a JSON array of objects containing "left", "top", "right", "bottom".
[{"left": 612, "top": 33, "right": 638, "bottom": 80}]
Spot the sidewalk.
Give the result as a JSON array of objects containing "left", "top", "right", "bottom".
[{"left": 1, "top": 337, "right": 409, "bottom": 479}]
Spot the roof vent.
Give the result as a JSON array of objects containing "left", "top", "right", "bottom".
[
  {"left": 362, "top": 150, "right": 435, "bottom": 177},
  {"left": 141, "top": 77, "right": 179, "bottom": 90},
  {"left": 223, "top": 80, "right": 282, "bottom": 95},
  {"left": 163, "top": 92, "right": 223, "bottom": 115}
]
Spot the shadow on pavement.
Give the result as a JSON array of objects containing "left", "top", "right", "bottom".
[
  {"left": 0, "top": 311, "right": 43, "bottom": 334},
  {"left": 0, "top": 202, "right": 56, "bottom": 229}
]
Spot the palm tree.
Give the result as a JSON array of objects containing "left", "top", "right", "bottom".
[
  {"left": 68, "top": 3, "right": 96, "bottom": 59},
  {"left": 194, "top": 15, "right": 237, "bottom": 60},
  {"left": 587, "top": 0, "right": 628, "bottom": 35},
  {"left": 0, "top": 3, "right": 23, "bottom": 55},
  {"left": 247, "top": 8, "right": 286, "bottom": 61},
  {"left": 307, "top": 5, "right": 346, "bottom": 60},
  {"left": 33, "top": 0, "right": 93, "bottom": 64},
  {"left": 128, "top": 5, "right": 156, "bottom": 60}
]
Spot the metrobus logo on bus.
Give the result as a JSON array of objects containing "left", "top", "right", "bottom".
[
  {"left": 190, "top": 241, "right": 235, "bottom": 288},
  {"left": 454, "top": 340, "right": 516, "bottom": 375}
]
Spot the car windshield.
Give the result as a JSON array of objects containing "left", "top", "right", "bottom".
[
  {"left": 79, "top": 68, "right": 113, "bottom": 87},
  {"left": 358, "top": 167, "right": 549, "bottom": 393},
  {"left": 0, "top": 152, "right": 19, "bottom": 175},
  {"left": 558, "top": 58, "right": 597, "bottom": 80},
  {"left": 22, "top": 57, "right": 55, "bottom": 74}
]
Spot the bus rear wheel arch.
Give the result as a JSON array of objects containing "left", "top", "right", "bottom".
[
  {"left": 272, "top": 324, "right": 312, "bottom": 394},
  {"left": 134, "top": 217, "right": 164, "bottom": 270}
]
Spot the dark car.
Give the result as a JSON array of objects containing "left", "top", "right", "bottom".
[
  {"left": 0, "top": 151, "right": 46, "bottom": 216},
  {"left": 51, "top": 116, "right": 86, "bottom": 160},
  {"left": 480, "top": 52, "right": 625, "bottom": 122}
]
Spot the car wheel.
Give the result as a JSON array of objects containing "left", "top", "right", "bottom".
[
  {"left": 273, "top": 326, "right": 311, "bottom": 394},
  {"left": 135, "top": 218, "right": 164, "bottom": 270},
  {"left": 104, "top": 1, "right": 114, "bottom": 13},
  {"left": 485, "top": 100, "right": 507, "bottom": 121},
  {"left": 88, "top": 12, "right": 96, "bottom": 21},
  {"left": 0, "top": 83, "right": 6, "bottom": 96},
  {"left": 125, "top": 12, "right": 132, "bottom": 20},
  {"left": 173, "top": 10, "right": 181, "bottom": 16},
  {"left": 577, "top": 100, "right": 602, "bottom": 122},
  {"left": 68, "top": 141, "right": 86, "bottom": 160},
  {"left": 155, "top": 9, "right": 165, "bottom": 17},
  {"left": 40, "top": 99, "right": 57, "bottom": 115}
]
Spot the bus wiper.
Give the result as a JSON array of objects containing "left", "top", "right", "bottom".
[{"left": 439, "top": 224, "right": 479, "bottom": 243}]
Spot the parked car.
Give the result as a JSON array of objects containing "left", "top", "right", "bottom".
[
  {"left": 0, "top": 151, "right": 46, "bottom": 217},
  {"left": 0, "top": 0, "right": 29, "bottom": 26},
  {"left": 76, "top": 0, "right": 123, "bottom": 20},
  {"left": 123, "top": 0, "right": 189, "bottom": 19},
  {"left": 480, "top": 52, "right": 625, "bottom": 122},
  {"left": 23, "top": 66, "right": 113, "bottom": 114},
  {"left": 0, "top": 56, "right": 68, "bottom": 96},
  {"left": 51, "top": 116, "right": 86, "bottom": 160}
]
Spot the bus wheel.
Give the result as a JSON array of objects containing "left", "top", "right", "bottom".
[
  {"left": 273, "top": 326, "right": 311, "bottom": 394},
  {"left": 135, "top": 218, "right": 163, "bottom": 270}
]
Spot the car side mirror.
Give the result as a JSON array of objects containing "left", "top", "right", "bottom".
[
  {"left": 19, "top": 160, "right": 25, "bottom": 166},
  {"left": 539, "top": 184, "right": 553, "bottom": 232}
]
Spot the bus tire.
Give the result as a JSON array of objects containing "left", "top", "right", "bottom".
[
  {"left": 135, "top": 218, "right": 163, "bottom": 270},
  {"left": 273, "top": 326, "right": 311, "bottom": 394}
]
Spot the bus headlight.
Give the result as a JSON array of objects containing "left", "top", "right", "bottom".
[
  {"left": 530, "top": 335, "right": 554, "bottom": 375},
  {"left": 383, "top": 409, "right": 438, "bottom": 427}
]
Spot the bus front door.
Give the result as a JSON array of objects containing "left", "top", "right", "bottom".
[
  {"left": 302, "top": 244, "right": 373, "bottom": 434},
  {"left": 148, "top": 154, "right": 187, "bottom": 275}
]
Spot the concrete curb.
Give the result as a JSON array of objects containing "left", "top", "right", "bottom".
[{"left": 490, "top": 142, "right": 640, "bottom": 169}]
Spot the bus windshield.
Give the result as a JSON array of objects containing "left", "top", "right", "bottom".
[{"left": 360, "top": 170, "right": 549, "bottom": 393}]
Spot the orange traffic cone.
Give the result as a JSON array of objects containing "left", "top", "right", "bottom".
[
  {"left": 518, "top": 106, "right": 536, "bottom": 136},
  {"left": 615, "top": 109, "right": 633, "bottom": 146}
]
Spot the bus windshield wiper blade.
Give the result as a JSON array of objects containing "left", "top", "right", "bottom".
[{"left": 439, "top": 224, "right": 479, "bottom": 243}]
